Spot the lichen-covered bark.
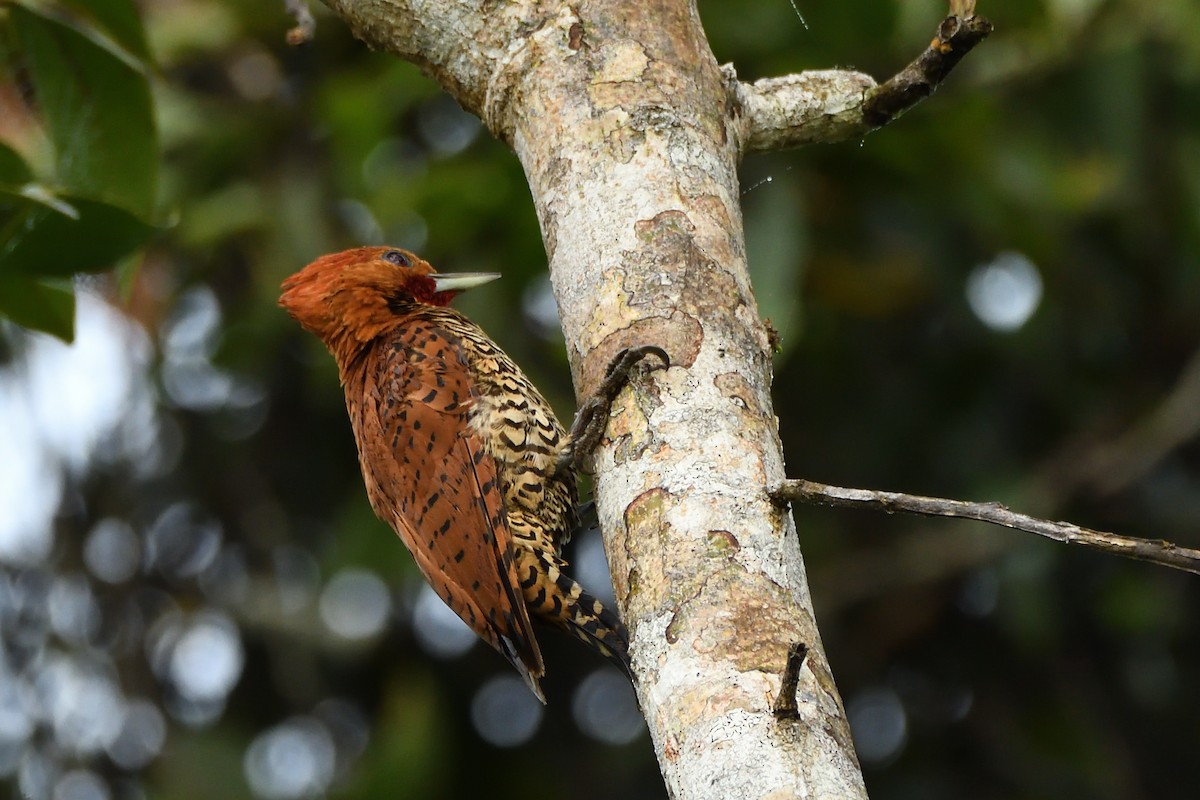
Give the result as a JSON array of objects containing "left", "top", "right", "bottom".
[
  {"left": 733, "top": 69, "right": 878, "bottom": 152},
  {"left": 319, "top": 1, "right": 870, "bottom": 797},
  {"left": 502, "top": 7, "right": 863, "bottom": 795}
]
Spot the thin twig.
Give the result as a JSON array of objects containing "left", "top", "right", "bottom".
[
  {"left": 283, "top": 0, "right": 316, "bottom": 45},
  {"left": 862, "top": 8, "right": 993, "bottom": 128},
  {"left": 1078, "top": 346, "right": 1200, "bottom": 496},
  {"left": 770, "top": 479, "right": 1200, "bottom": 576},
  {"left": 773, "top": 641, "right": 808, "bottom": 721},
  {"left": 736, "top": 3, "right": 992, "bottom": 152}
]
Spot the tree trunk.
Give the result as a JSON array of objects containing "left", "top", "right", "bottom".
[{"left": 319, "top": 1, "right": 878, "bottom": 796}]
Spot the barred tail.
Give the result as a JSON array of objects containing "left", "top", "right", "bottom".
[
  {"left": 551, "top": 563, "right": 632, "bottom": 679},
  {"left": 518, "top": 549, "right": 633, "bottom": 679}
]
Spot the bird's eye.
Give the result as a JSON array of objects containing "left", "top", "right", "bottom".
[{"left": 382, "top": 250, "right": 411, "bottom": 267}]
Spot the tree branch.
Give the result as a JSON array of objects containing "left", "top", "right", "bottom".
[
  {"left": 311, "top": 2, "right": 997, "bottom": 796},
  {"left": 805, "top": 343, "right": 1200, "bottom": 610},
  {"left": 862, "top": 11, "right": 993, "bottom": 128},
  {"left": 1064, "top": 344, "right": 1200, "bottom": 497},
  {"left": 732, "top": 68, "right": 879, "bottom": 152},
  {"left": 317, "top": 2, "right": 868, "bottom": 797},
  {"left": 736, "top": 6, "right": 992, "bottom": 153},
  {"left": 771, "top": 478, "right": 1200, "bottom": 576}
]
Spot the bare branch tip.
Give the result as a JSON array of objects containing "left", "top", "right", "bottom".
[
  {"left": 862, "top": 5, "right": 992, "bottom": 128},
  {"left": 284, "top": 0, "right": 316, "bottom": 46}
]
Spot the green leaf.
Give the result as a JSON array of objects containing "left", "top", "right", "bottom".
[
  {"left": 9, "top": 4, "right": 157, "bottom": 218},
  {"left": 0, "top": 270, "right": 75, "bottom": 341},
  {"left": 0, "top": 185, "right": 155, "bottom": 276},
  {"left": 0, "top": 143, "right": 33, "bottom": 184},
  {"left": 59, "top": 0, "right": 153, "bottom": 63}
]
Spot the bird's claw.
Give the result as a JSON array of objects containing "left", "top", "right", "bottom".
[
  {"left": 597, "top": 346, "right": 670, "bottom": 403},
  {"left": 555, "top": 345, "right": 670, "bottom": 477}
]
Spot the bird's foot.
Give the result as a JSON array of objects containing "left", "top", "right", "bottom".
[{"left": 555, "top": 346, "right": 670, "bottom": 477}]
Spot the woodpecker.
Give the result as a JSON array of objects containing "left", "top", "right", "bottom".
[{"left": 280, "top": 246, "right": 667, "bottom": 700}]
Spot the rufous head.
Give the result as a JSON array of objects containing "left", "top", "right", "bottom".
[{"left": 279, "top": 246, "right": 498, "bottom": 347}]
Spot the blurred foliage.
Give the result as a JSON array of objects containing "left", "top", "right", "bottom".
[
  {"left": 0, "top": 0, "right": 159, "bottom": 340},
  {"left": 0, "top": 1, "right": 1199, "bottom": 799}
]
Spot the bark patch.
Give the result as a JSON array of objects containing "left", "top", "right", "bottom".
[
  {"left": 627, "top": 210, "right": 745, "bottom": 320},
  {"left": 688, "top": 565, "right": 803, "bottom": 675},
  {"left": 585, "top": 311, "right": 700, "bottom": 398},
  {"left": 620, "top": 487, "right": 672, "bottom": 614}
]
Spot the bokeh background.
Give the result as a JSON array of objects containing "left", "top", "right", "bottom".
[{"left": 2, "top": 1, "right": 1199, "bottom": 798}]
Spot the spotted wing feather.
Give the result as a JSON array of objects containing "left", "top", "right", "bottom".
[{"left": 351, "top": 320, "right": 545, "bottom": 697}]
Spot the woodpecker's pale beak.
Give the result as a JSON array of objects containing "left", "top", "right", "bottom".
[{"left": 431, "top": 273, "right": 501, "bottom": 293}]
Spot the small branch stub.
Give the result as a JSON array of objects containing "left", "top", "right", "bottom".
[
  {"left": 771, "top": 479, "right": 1200, "bottom": 576},
  {"left": 773, "top": 641, "right": 809, "bottom": 721}
]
